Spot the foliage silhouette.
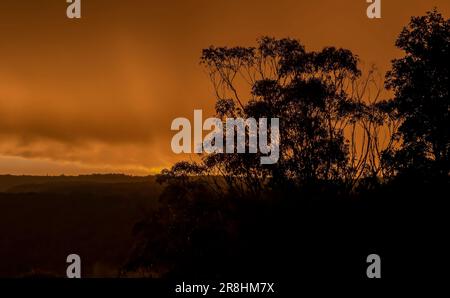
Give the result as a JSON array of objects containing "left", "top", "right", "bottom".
[
  {"left": 161, "top": 37, "right": 392, "bottom": 200},
  {"left": 122, "top": 10, "right": 449, "bottom": 279},
  {"left": 383, "top": 9, "right": 450, "bottom": 180}
]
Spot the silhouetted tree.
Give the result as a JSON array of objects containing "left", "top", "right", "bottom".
[
  {"left": 383, "top": 9, "right": 450, "bottom": 180},
  {"left": 123, "top": 10, "right": 449, "bottom": 279},
  {"left": 157, "top": 37, "right": 394, "bottom": 196},
  {"left": 202, "top": 38, "right": 356, "bottom": 188}
]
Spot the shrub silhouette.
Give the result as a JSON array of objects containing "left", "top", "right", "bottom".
[{"left": 383, "top": 9, "right": 450, "bottom": 180}]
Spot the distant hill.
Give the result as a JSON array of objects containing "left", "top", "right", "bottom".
[
  {"left": 0, "top": 174, "right": 155, "bottom": 193},
  {"left": 0, "top": 174, "right": 163, "bottom": 277}
]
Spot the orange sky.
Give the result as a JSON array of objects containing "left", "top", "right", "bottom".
[{"left": 0, "top": 0, "right": 449, "bottom": 175}]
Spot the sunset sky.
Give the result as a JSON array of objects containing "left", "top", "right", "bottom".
[{"left": 0, "top": 0, "right": 449, "bottom": 175}]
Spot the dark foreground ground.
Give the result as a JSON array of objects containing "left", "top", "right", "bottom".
[
  {"left": 0, "top": 175, "right": 162, "bottom": 277},
  {"left": 0, "top": 175, "right": 447, "bottom": 295}
]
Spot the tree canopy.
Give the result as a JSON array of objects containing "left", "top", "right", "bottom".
[{"left": 384, "top": 9, "right": 450, "bottom": 179}]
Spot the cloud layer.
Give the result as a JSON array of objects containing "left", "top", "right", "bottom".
[{"left": 0, "top": 0, "right": 449, "bottom": 174}]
